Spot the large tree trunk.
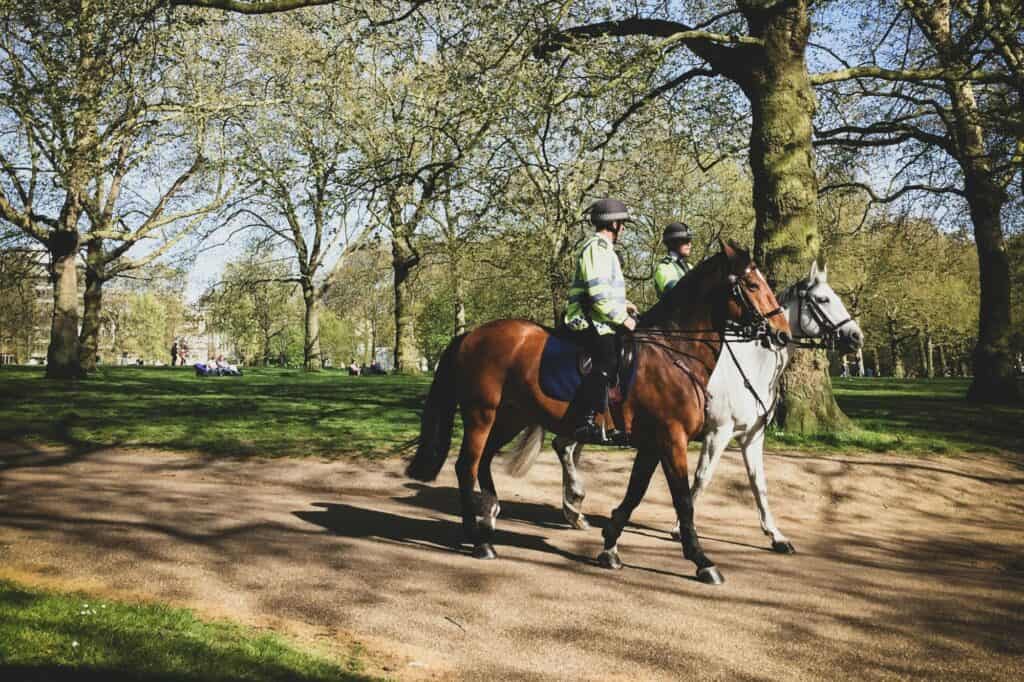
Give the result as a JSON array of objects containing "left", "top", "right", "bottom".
[
  {"left": 301, "top": 283, "right": 322, "bottom": 371},
  {"left": 908, "top": 2, "right": 1020, "bottom": 401},
  {"left": 391, "top": 235, "right": 420, "bottom": 374},
  {"left": 963, "top": 171, "right": 1019, "bottom": 401},
  {"left": 741, "top": 0, "right": 849, "bottom": 432},
  {"left": 45, "top": 230, "right": 83, "bottom": 379}
]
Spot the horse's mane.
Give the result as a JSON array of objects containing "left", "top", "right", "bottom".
[{"left": 637, "top": 249, "right": 736, "bottom": 329}]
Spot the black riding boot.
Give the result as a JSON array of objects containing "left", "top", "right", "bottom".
[{"left": 574, "top": 371, "right": 621, "bottom": 444}]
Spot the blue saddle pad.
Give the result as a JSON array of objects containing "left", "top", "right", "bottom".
[
  {"left": 539, "top": 334, "right": 583, "bottom": 402},
  {"left": 539, "top": 333, "right": 639, "bottom": 404}
]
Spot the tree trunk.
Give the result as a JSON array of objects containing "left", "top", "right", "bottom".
[
  {"left": 963, "top": 172, "right": 1019, "bottom": 401},
  {"left": 907, "top": 2, "right": 1020, "bottom": 402},
  {"left": 937, "top": 343, "right": 948, "bottom": 377},
  {"left": 925, "top": 331, "right": 935, "bottom": 379},
  {"left": 453, "top": 276, "right": 467, "bottom": 336},
  {"left": 392, "top": 235, "right": 420, "bottom": 374},
  {"left": 78, "top": 240, "right": 106, "bottom": 373},
  {"left": 302, "top": 283, "right": 322, "bottom": 371},
  {"left": 918, "top": 332, "right": 928, "bottom": 378},
  {"left": 741, "top": 0, "right": 848, "bottom": 432},
  {"left": 45, "top": 230, "right": 84, "bottom": 379}
]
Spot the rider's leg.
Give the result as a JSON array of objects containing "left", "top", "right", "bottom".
[{"left": 575, "top": 331, "right": 616, "bottom": 443}]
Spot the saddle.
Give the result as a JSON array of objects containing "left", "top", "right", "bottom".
[{"left": 538, "top": 330, "right": 638, "bottom": 404}]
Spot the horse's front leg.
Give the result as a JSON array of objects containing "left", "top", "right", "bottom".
[
  {"left": 553, "top": 436, "right": 588, "bottom": 529},
  {"left": 671, "top": 425, "right": 733, "bottom": 540},
  {"left": 597, "top": 447, "right": 659, "bottom": 570},
  {"left": 740, "top": 428, "right": 794, "bottom": 554},
  {"left": 662, "top": 430, "right": 723, "bottom": 585}
]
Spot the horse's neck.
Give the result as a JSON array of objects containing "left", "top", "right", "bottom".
[{"left": 708, "top": 311, "right": 794, "bottom": 423}]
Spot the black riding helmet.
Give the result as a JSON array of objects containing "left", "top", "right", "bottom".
[
  {"left": 662, "top": 221, "right": 693, "bottom": 245},
  {"left": 585, "top": 198, "right": 633, "bottom": 227}
]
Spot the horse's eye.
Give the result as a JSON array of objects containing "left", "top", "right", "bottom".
[
  {"left": 815, "top": 296, "right": 829, "bottom": 303},
  {"left": 746, "top": 281, "right": 759, "bottom": 291}
]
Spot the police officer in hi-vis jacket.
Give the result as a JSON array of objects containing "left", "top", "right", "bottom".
[
  {"left": 564, "top": 198, "right": 638, "bottom": 444},
  {"left": 653, "top": 221, "right": 694, "bottom": 299}
]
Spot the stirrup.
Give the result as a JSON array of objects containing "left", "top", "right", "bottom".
[{"left": 573, "top": 421, "right": 630, "bottom": 447}]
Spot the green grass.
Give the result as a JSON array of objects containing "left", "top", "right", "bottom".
[
  {"left": 0, "top": 578, "right": 376, "bottom": 681},
  {"left": 769, "top": 377, "right": 1024, "bottom": 454},
  {"left": 1, "top": 367, "right": 1021, "bottom": 457},
  {"left": 0, "top": 366, "right": 430, "bottom": 458}
]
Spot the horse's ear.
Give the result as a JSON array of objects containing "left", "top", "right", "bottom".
[
  {"left": 727, "top": 239, "right": 749, "bottom": 256},
  {"left": 719, "top": 237, "right": 735, "bottom": 259},
  {"left": 809, "top": 260, "right": 819, "bottom": 280},
  {"left": 820, "top": 263, "right": 828, "bottom": 281}
]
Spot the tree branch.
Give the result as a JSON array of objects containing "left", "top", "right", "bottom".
[{"left": 819, "top": 181, "right": 965, "bottom": 202}]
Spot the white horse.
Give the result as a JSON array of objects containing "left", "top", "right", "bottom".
[{"left": 504, "top": 262, "right": 863, "bottom": 553}]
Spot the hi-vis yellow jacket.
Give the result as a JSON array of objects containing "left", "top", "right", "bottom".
[
  {"left": 653, "top": 253, "right": 691, "bottom": 298},
  {"left": 564, "top": 233, "right": 628, "bottom": 335}
]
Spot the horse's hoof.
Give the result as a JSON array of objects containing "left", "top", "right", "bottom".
[
  {"left": 771, "top": 540, "right": 796, "bottom": 554},
  {"left": 567, "top": 514, "right": 591, "bottom": 531},
  {"left": 696, "top": 566, "right": 724, "bottom": 585},
  {"left": 471, "top": 543, "right": 497, "bottom": 560},
  {"left": 597, "top": 549, "right": 623, "bottom": 570},
  {"left": 670, "top": 527, "right": 681, "bottom": 541}
]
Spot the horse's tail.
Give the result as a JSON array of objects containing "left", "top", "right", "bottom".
[
  {"left": 406, "top": 333, "right": 466, "bottom": 482},
  {"left": 504, "top": 425, "right": 546, "bottom": 478}
]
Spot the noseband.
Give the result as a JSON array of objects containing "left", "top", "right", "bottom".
[{"left": 786, "top": 282, "right": 854, "bottom": 350}]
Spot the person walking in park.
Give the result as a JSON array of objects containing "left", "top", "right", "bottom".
[
  {"left": 170, "top": 340, "right": 178, "bottom": 367},
  {"left": 653, "top": 221, "right": 694, "bottom": 299},
  {"left": 564, "top": 198, "right": 638, "bottom": 444}
]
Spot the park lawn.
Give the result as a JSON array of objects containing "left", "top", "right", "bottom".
[
  {"left": 1, "top": 367, "right": 1021, "bottom": 457},
  {"left": 0, "top": 366, "right": 431, "bottom": 458},
  {"left": 0, "top": 578, "right": 376, "bottom": 681},
  {"left": 773, "top": 377, "right": 1024, "bottom": 454}
]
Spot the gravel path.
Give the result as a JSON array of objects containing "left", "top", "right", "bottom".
[{"left": 1, "top": 441, "right": 1022, "bottom": 680}]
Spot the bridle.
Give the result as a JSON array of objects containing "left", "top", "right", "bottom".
[
  {"left": 783, "top": 280, "right": 854, "bottom": 351},
  {"left": 727, "top": 264, "right": 787, "bottom": 348}
]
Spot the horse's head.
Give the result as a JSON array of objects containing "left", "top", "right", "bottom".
[
  {"left": 783, "top": 262, "right": 864, "bottom": 353},
  {"left": 719, "top": 239, "right": 792, "bottom": 345}
]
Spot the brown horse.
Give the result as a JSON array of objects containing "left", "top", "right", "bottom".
[{"left": 406, "top": 241, "right": 791, "bottom": 583}]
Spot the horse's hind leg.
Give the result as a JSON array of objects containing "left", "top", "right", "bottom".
[
  {"left": 455, "top": 406, "right": 498, "bottom": 559},
  {"left": 740, "top": 428, "right": 794, "bottom": 554},
  {"left": 553, "top": 436, "right": 589, "bottom": 529},
  {"left": 475, "top": 421, "right": 522, "bottom": 550},
  {"left": 597, "top": 447, "right": 659, "bottom": 570}
]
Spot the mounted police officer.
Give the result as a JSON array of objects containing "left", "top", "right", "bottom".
[
  {"left": 653, "top": 221, "right": 694, "bottom": 299},
  {"left": 564, "top": 198, "right": 638, "bottom": 444}
]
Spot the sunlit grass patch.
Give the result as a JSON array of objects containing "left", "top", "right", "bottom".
[{"left": 0, "top": 578, "right": 376, "bottom": 681}]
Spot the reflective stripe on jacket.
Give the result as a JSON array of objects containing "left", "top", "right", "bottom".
[
  {"left": 654, "top": 254, "right": 690, "bottom": 298},
  {"left": 564, "top": 234, "right": 627, "bottom": 335}
]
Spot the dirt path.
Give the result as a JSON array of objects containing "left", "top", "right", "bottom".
[{"left": 1, "top": 441, "right": 1022, "bottom": 680}]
